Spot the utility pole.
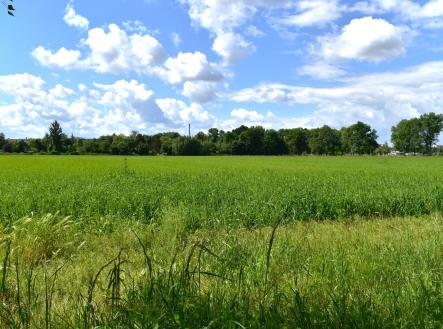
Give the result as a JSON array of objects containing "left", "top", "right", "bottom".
[{"left": 188, "top": 123, "right": 191, "bottom": 138}]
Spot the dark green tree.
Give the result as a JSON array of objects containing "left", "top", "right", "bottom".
[
  {"left": 48, "top": 121, "right": 64, "bottom": 152},
  {"left": 263, "top": 130, "right": 287, "bottom": 155},
  {"left": 2, "top": 143, "right": 12, "bottom": 153},
  {"left": 419, "top": 112, "right": 443, "bottom": 154},
  {"left": 181, "top": 138, "right": 202, "bottom": 155},
  {"left": 12, "top": 139, "right": 29, "bottom": 153},
  {"left": 208, "top": 128, "right": 219, "bottom": 143},
  {"left": 309, "top": 125, "right": 341, "bottom": 155},
  {"left": 341, "top": 121, "right": 378, "bottom": 154},
  {"left": 29, "top": 138, "right": 46, "bottom": 153},
  {"left": 0, "top": 133, "right": 5, "bottom": 150},
  {"left": 391, "top": 118, "right": 423, "bottom": 153},
  {"left": 280, "top": 128, "right": 310, "bottom": 155},
  {"left": 237, "top": 126, "right": 265, "bottom": 155}
]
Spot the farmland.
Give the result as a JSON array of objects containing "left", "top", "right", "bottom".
[{"left": 0, "top": 155, "right": 442, "bottom": 328}]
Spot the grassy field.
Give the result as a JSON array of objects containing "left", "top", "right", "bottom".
[
  {"left": 0, "top": 155, "right": 441, "bottom": 328},
  {"left": 0, "top": 155, "right": 442, "bottom": 226}
]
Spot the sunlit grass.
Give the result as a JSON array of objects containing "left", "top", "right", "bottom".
[
  {"left": 0, "top": 214, "right": 441, "bottom": 328},
  {"left": 0, "top": 156, "right": 442, "bottom": 227},
  {"left": 0, "top": 155, "right": 441, "bottom": 327}
]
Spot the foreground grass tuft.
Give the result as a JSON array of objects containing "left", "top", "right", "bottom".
[{"left": 0, "top": 214, "right": 441, "bottom": 328}]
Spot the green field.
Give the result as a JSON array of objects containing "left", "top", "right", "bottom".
[
  {"left": 1, "top": 156, "right": 443, "bottom": 226},
  {"left": 0, "top": 156, "right": 442, "bottom": 328}
]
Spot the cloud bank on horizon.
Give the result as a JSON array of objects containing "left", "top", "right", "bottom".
[{"left": 1, "top": 0, "right": 443, "bottom": 142}]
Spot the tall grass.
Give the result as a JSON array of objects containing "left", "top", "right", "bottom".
[
  {"left": 0, "top": 155, "right": 441, "bottom": 327},
  {"left": 0, "top": 214, "right": 441, "bottom": 328},
  {"left": 0, "top": 156, "right": 442, "bottom": 228}
]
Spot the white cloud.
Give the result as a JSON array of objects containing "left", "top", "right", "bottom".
[
  {"left": 84, "top": 24, "right": 165, "bottom": 73},
  {"left": 180, "top": 0, "right": 256, "bottom": 34},
  {"left": 231, "top": 108, "right": 265, "bottom": 121},
  {"left": 64, "top": 2, "right": 89, "bottom": 30},
  {"left": 182, "top": 81, "right": 220, "bottom": 103},
  {"left": 32, "top": 47, "right": 82, "bottom": 69},
  {"left": 49, "top": 84, "right": 75, "bottom": 98},
  {"left": 180, "top": 0, "right": 288, "bottom": 64},
  {"left": 122, "top": 20, "right": 149, "bottom": 34},
  {"left": 230, "top": 61, "right": 443, "bottom": 139},
  {"left": 421, "top": 0, "right": 443, "bottom": 18},
  {"left": 33, "top": 22, "right": 226, "bottom": 103},
  {"left": 221, "top": 108, "right": 278, "bottom": 130},
  {"left": 279, "top": 0, "right": 342, "bottom": 28},
  {"left": 33, "top": 24, "right": 165, "bottom": 74},
  {"left": 0, "top": 74, "right": 216, "bottom": 137},
  {"left": 156, "top": 51, "right": 224, "bottom": 84},
  {"left": 171, "top": 32, "right": 182, "bottom": 47},
  {"left": 245, "top": 25, "right": 265, "bottom": 37},
  {"left": 93, "top": 80, "right": 167, "bottom": 124},
  {"left": 321, "top": 17, "right": 405, "bottom": 62},
  {"left": 366, "top": 0, "right": 443, "bottom": 28},
  {"left": 156, "top": 98, "right": 214, "bottom": 126},
  {"left": 212, "top": 33, "right": 256, "bottom": 65},
  {"left": 299, "top": 62, "right": 346, "bottom": 80}
]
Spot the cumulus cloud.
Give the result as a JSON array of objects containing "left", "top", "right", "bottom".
[
  {"left": 365, "top": 0, "right": 443, "bottom": 28},
  {"left": 156, "top": 98, "right": 215, "bottom": 127},
  {"left": 32, "top": 47, "right": 82, "bottom": 69},
  {"left": 33, "top": 24, "right": 165, "bottom": 74},
  {"left": 155, "top": 51, "right": 224, "bottom": 84},
  {"left": 182, "top": 81, "right": 220, "bottom": 103},
  {"left": 64, "top": 2, "right": 89, "bottom": 30},
  {"left": 179, "top": 0, "right": 283, "bottom": 64},
  {"left": 279, "top": 0, "right": 342, "bottom": 28},
  {"left": 93, "top": 80, "right": 167, "bottom": 124},
  {"left": 230, "top": 61, "right": 443, "bottom": 139},
  {"left": 32, "top": 23, "right": 224, "bottom": 103},
  {"left": 212, "top": 33, "right": 256, "bottom": 65},
  {"left": 321, "top": 17, "right": 405, "bottom": 62},
  {"left": 0, "top": 75, "right": 214, "bottom": 137}
]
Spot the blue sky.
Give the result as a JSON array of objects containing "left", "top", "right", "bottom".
[{"left": 1, "top": 0, "right": 443, "bottom": 142}]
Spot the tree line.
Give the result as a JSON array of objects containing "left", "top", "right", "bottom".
[{"left": 1, "top": 113, "right": 442, "bottom": 156}]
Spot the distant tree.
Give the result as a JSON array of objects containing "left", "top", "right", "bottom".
[
  {"left": 309, "top": 125, "right": 341, "bottom": 155},
  {"left": 0, "top": 133, "right": 5, "bottom": 150},
  {"left": 48, "top": 121, "right": 64, "bottom": 152},
  {"left": 208, "top": 128, "right": 219, "bottom": 143},
  {"left": 375, "top": 142, "right": 390, "bottom": 155},
  {"left": 134, "top": 134, "right": 149, "bottom": 155},
  {"left": 148, "top": 135, "right": 162, "bottom": 155},
  {"left": 97, "top": 136, "right": 113, "bottom": 154},
  {"left": 201, "top": 141, "right": 216, "bottom": 155},
  {"left": 218, "top": 131, "right": 237, "bottom": 154},
  {"left": 341, "top": 121, "right": 378, "bottom": 154},
  {"left": 419, "top": 112, "right": 443, "bottom": 154},
  {"left": 195, "top": 131, "right": 207, "bottom": 142},
  {"left": 12, "top": 139, "right": 29, "bottom": 153},
  {"left": 29, "top": 138, "right": 46, "bottom": 153},
  {"left": 181, "top": 138, "right": 202, "bottom": 155},
  {"left": 111, "top": 135, "right": 131, "bottom": 155},
  {"left": 159, "top": 136, "right": 174, "bottom": 155},
  {"left": 237, "top": 126, "right": 265, "bottom": 155},
  {"left": 391, "top": 118, "right": 423, "bottom": 153},
  {"left": 2, "top": 143, "right": 12, "bottom": 153},
  {"left": 280, "top": 128, "right": 309, "bottom": 155},
  {"left": 263, "top": 130, "right": 287, "bottom": 155},
  {"left": 232, "top": 125, "right": 249, "bottom": 136}
]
